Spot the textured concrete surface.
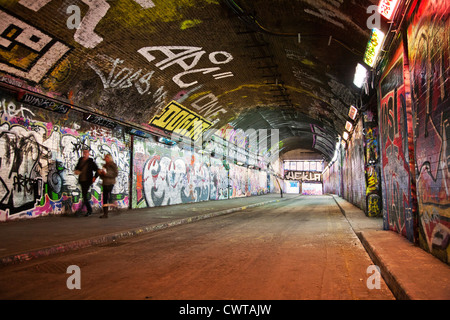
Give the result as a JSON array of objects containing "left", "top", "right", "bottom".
[{"left": 1, "top": 194, "right": 449, "bottom": 300}]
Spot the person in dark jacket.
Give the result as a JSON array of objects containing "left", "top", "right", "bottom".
[
  {"left": 98, "top": 153, "right": 118, "bottom": 218},
  {"left": 74, "top": 149, "right": 99, "bottom": 216}
]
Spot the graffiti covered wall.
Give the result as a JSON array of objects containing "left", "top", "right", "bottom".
[
  {"left": 323, "top": 0, "right": 449, "bottom": 265},
  {"left": 407, "top": 0, "right": 450, "bottom": 263},
  {"left": 378, "top": 43, "right": 414, "bottom": 241},
  {"left": 364, "top": 110, "right": 382, "bottom": 217},
  {"left": 378, "top": 41, "right": 417, "bottom": 242},
  {"left": 322, "top": 143, "right": 342, "bottom": 197},
  {"left": 0, "top": 90, "right": 130, "bottom": 221},
  {"left": 0, "top": 89, "right": 276, "bottom": 221},
  {"left": 132, "top": 136, "right": 271, "bottom": 209},
  {"left": 322, "top": 161, "right": 341, "bottom": 196},
  {"left": 342, "top": 117, "right": 366, "bottom": 211},
  {"left": 133, "top": 138, "right": 221, "bottom": 208}
]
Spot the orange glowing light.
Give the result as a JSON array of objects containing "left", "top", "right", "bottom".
[
  {"left": 349, "top": 105, "right": 358, "bottom": 120},
  {"left": 345, "top": 121, "right": 353, "bottom": 132}
]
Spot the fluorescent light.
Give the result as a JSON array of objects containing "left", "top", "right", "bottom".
[
  {"left": 348, "top": 105, "right": 358, "bottom": 120},
  {"left": 345, "top": 121, "right": 353, "bottom": 132},
  {"left": 343, "top": 131, "right": 349, "bottom": 140},
  {"left": 353, "top": 63, "right": 367, "bottom": 88},
  {"left": 378, "top": 0, "right": 400, "bottom": 20},
  {"left": 364, "top": 28, "right": 385, "bottom": 67}
]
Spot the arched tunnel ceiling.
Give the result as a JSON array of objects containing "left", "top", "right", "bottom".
[{"left": 0, "top": 0, "right": 374, "bottom": 161}]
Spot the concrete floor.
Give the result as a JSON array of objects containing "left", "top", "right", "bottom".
[{"left": 0, "top": 195, "right": 394, "bottom": 300}]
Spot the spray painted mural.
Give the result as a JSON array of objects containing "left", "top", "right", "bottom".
[
  {"left": 378, "top": 43, "right": 416, "bottom": 242},
  {"left": 364, "top": 110, "right": 382, "bottom": 217},
  {"left": 0, "top": 90, "right": 129, "bottom": 221},
  {"left": 0, "top": 88, "right": 276, "bottom": 220},
  {"left": 407, "top": 0, "right": 450, "bottom": 263},
  {"left": 133, "top": 138, "right": 216, "bottom": 208},
  {"left": 132, "top": 137, "right": 271, "bottom": 209},
  {"left": 0, "top": 2, "right": 237, "bottom": 136}
]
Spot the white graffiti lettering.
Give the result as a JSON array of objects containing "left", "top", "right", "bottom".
[
  {"left": 87, "top": 56, "right": 167, "bottom": 109},
  {"left": 1, "top": 99, "right": 35, "bottom": 119},
  {"left": 137, "top": 46, "right": 234, "bottom": 88},
  {"left": 285, "top": 171, "right": 322, "bottom": 182},
  {"left": 0, "top": 10, "right": 71, "bottom": 83}
]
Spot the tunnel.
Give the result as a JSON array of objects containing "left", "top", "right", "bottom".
[{"left": 0, "top": 0, "right": 448, "bottom": 269}]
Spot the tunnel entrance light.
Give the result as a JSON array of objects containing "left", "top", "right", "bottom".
[{"left": 353, "top": 63, "right": 367, "bottom": 88}]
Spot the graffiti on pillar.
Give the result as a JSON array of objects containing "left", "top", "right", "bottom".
[
  {"left": 407, "top": 0, "right": 450, "bottom": 263},
  {"left": 366, "top": 166, "right": 379, "bottom": 194},
  {"left": 364, "top": 110, "right": 382, "bottom": 217},
  {"left": 379, "top": 45, "right": 415, "bottom": 241},
  {"left": 0, "top": 123, "right": 44, "bottom": 215}
]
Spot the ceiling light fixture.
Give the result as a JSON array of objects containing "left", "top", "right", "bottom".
[
  {"left": 345, "top": 121, "right": 353, "bottom": 132},
  {"left": 378, "top": 0, "right": 400, "bottom": 20},
  {"left": 342, "top": 131, "right": 349, "bottom": 141},
  {"left": 348, "top": 105, "right": 358, "bottom": 120},
  {"left": 363, "top": 28, "right": 385, "bottom": 67},
  {"left": 353, "top": 63, "right": 368, "bottom": 88}
]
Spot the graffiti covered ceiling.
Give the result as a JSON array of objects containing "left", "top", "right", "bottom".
[{"left": 0, "top": 0, "right": 373, "bottom": 160}]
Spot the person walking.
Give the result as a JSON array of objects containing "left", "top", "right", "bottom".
[
  {"left": 98, "top": 153, "right": 118, "bottom": 219},
  {"left": 74, "top": 149, "right": 99, "bottom": 216}
]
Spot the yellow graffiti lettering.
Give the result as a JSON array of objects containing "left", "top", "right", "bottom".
[
  {"left": 150, "top": 103, "right": 181, "bottom": 128},
  {"left": 165, "top": 110, "right": 189, "bottom": 131},
  {"left": 150, "top": 101, "right": 212, "bottom": 140},
  {"left": 174, "top": 114, "right": 196, "bottom": 135}
]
